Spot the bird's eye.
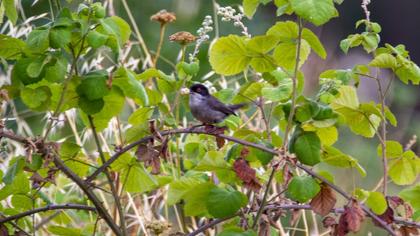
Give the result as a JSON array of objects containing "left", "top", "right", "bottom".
[{"left": 196, "top": 88, "right": 201, "bottom": 92}]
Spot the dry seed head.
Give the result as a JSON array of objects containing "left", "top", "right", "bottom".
[
  {"left": 150, "top": 9, "right": 176, "bottom": 24},
  {"left": 169, "top": 31, "right": 196, "bottom": 45}
]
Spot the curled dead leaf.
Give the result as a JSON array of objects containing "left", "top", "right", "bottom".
[
  {"left": 233, "top": 158, "right": 261, "bottom": 191},
  {"left": 310, "top": 184, "right": 337, "bottom": 216},
  {"left": 337, "top": 199, "right": 365, "bottom": 235}
]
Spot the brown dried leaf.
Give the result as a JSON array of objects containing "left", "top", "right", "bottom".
[
  {"left": 398, "top": 226, "right": 419, "bottom": 236},
  {"left": 233, "top": 158, "right": 261, "bottom": 191},
  {"left": 373, "top": 205, "right": 394, "bottom": 227},
  {"left": 337, "top": 200, "right": 365, "bottom": 234},
  {"left": 0, "top": 224, "right": 8, "bottom": 236},
  {"left": 310, "top": 184, "right": 337, "bottom": 216},
  {"left": 216, "top": 136, "right": 225, "bottom": 149},
  {"left": 322, "top": 216, "right": 337, "bottom": 228},
  {"left": 136, "top": 143, "right": 161, "bottom": 174}
]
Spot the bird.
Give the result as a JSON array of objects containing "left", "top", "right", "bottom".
[{"left": 189, "top": 83, "right": 245, "bottom": 125}]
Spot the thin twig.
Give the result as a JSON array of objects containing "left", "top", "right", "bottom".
[{"left": 0, "top": 204, "right": 96, "bottom": 224}]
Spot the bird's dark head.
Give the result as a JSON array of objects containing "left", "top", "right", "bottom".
[{"left": 189, "top": 84, "right": 210, "bottom": 96}]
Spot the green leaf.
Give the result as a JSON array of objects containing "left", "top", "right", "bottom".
[
  {"left": 78, "top": 96, "right": 104, "bottom": 115},
  {"left": 12, "top": 58, "right": 42, "bottom": 85},
  {"left": 3, "top": 156, "right": 25, "bottom": 185},
  {"left": 316, "top": 126, "right": 338, "bottom": 146},
  {"left": 183, "top": 182, "right": 216, "bottom": 216},
  {"left": 395, "top": 62, "right": 420, "bottom": 85},
  {"left": 49, "top": 27, "right": 72, "bottom": 49},
  {"left": 273, "top": 40, "right": 311, "bottom": 70},
  {"left": 4, "top": 0, "right": 17, "bottom": 25},
  {"left": 121, "top": 164, "right": 158, "bottom": 193},
  {"left": 0, "top": 34, "right": 26, "bottom": 59},
  {"left": 11, "top": 194, "right": 33, "bottom": 210},
  {"left": 219, "top": 229, "right": 257, "bottom": 236},
  {"left": 20, "top": 86, "right": 51, "bottom": 111},
  {"left": 249, "top": 56, "right": 277, "bottom": 73},
  {"left": 369, "top": 53, "right": 397, "bottom": 69},
  {"left": 45, "top": 56, "right": 67, "bottom": 82},
  {"left": 339, "top": 34, "right": 363, "bottom": 54},
  {"left": 195, "top": 151, "right": 231, "bottom": 171},
  {"left": 59, "top": 141, "right": 80, "bottom": 159},
  {"left": 113, "top": 68, "right": 149, "bottom": 106},
  {"left": 98, "top": 16, "right": 131, "bottom": 47},
  {"left": 209, "top": 35, "right": 251, "bottom": 76},
  {"left": 26, "top": 29, "right": 50, "bottom": 53},
  {"left": 167, "top": 176, "right": 205, "bottom": 205},
  {"left": 399, "top": 185, "right": 420, "bottom": 211},
  {"left": 128, "top": 107, "right": 154, "bottom": 126},
  {"left": 87, "top": 30, "right": 109, "bottom": 49},
  {"left": 266, "top": 21, "right": 298, "bottom": 41},
  {"left": 286, "top": 176, "right": 320, "bottom": 203},
  {"left": 331, "top": 85, "right": 359, "bottom": 109},
  {"left": 366, "top": 191, "right": 387, "bottom": 215},
  {"left": 206, "top": 187, "right": 247, "bottom": 218},
  {"left": 77, "top": 72, "right": 110, "bottom": 100},
  {"left": 361, "top": 33, "right": 380, "bottom": 53},
  {"left": 321, "top": 146, "right": 366, "bottom": 177},
  {"left": 291, "top": 132, "right": 321, "bottom": 166},
  {"left": 247, "top": 35, "right": 279, "bottom": 53},
  {"left": 290, "top": 0, "right": 338, "bottom": 26},
  {"left": 47, "top": 225, "right": 83, "bottom": 236},
  {"left": 243, "top": 0, "right": 260, "bottom": 18},
  {"left": 388, "top": 151, "right": 419, "bottom": 185},
  {"left": 261, "top": 79, "right": 292, "bottom": 102},
  {"left": 81, "top": 87, "right": 125, "bottom": 131},
  {"left": 302, "top": 28, "right": 327, "bottom": 59},
  {"left": 377, "top": 141, "right": 403, "bottom": 159}
]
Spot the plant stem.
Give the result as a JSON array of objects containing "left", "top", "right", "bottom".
[
  {"left": 153, "top": 24, "right": 166, "bottom": 67},
  {"left": 88, "top": 115, "right": 127, "bottom": 236},
  {"left": 375, "top": 71, "right": 388, "bottom": 195}
]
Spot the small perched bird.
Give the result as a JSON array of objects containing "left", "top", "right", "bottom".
[{"left": 189, "top": 83, "right": 245, "bottom": 124}]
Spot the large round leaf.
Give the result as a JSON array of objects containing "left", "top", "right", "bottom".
[
  {"left": 291, "top": 131, "right": 321, "bottom": 166},
  {"left": 206, "top": 187, "right": 247, "bottom": 218},
  {"left": 286, "top": 176, "right": 320, "bottom": 203},
  {"left": 209, "top": 35, "right": 251, "bottom": 76}
]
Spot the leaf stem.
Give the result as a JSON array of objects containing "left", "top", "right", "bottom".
[{"left": 153, "top": 24, "right": 166, "bottom": 67}]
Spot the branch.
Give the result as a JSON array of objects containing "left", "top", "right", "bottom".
[
  {"left": 87, "top": 126, "right": 397, "bottom": 235},
  {"left": 188, "top": 203, "right": 420, "bottom": 236},
  {"left": 0, "top": 204, "right": 96, "bottom": 224}
]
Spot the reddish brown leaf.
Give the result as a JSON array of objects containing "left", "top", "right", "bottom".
[
  {"left": 389, "top": 196, "right": 404, "bottom": 208},
  {"left": 216, "top": 136, "right": 225, "bottom": 149},
  {"left": 310, "top": 184, "right": 337, "bottom": 216},
  {"left": 374, "top": 206, "right": 394, "bottom": 226},
  {"left": 398, "top": 226, "right": 419, "bottom": 236},
  {"left": 233, "top": 158, "right": 261, "bottom": 191},
  {"left": 282, "top": 164, "right": 293, "bottom": 185},
  {"left": 240, "top": 147, "right": 250, "bottom": 158},
  {"left": 136, "top": 142, "right": 161, "bottom": 174},
  {"left": 337, "top": 200, "right": 365, "bottom": 234},
  {"left": 0, "top": 224, "right": 8, "bottom": 236},
  {"left": 322, "top": 216, "right": 337, "bottom": 228}
]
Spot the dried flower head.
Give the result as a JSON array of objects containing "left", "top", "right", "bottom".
[
  {"left": 169, "top": 31, "right": 196, "bottom": 45},
  {"left": 150, "top": 9, "right": 176, "bottom": 25}
]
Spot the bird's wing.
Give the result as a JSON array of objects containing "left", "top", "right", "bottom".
[{"left": 207, "top": 96, "right": 236, "bottom": 116}]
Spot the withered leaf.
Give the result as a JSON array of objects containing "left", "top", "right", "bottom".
[
  {"left": 0, "top": 224, "right": 8, "bottom": 236},
  {"left": 310, "top": 184, "right": 337, "bottom": 216},
  {"left": 322, "top": 216, "right": 337, "bottom": 228},
  {"left": 136, "top": 143, "right": 161, "bottom": 174},
  {"left": 373, "top": 205, "right": 394, "bottom": 227},
  {"left": 233, "top": 158, "right": 261, "bottom": 191},
  {"left": 398, "top": 226, "right": 419, "bottom": 236},
  {"left": 337, "top": 200, "right": 365, "bottom": 234},
  {"left": 216, "top": 136, "right": 225, "bottom": 149}
]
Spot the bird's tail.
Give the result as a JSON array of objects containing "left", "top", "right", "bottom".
[{"left": 228, "top": 103, "right": 247, "bottom": 111}]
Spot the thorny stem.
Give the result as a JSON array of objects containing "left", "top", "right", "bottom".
[
  {"left": 153, "top": 24, "right": 167, "bottom": 67},
  {"left": 87, "top": 115, "right": 127, "bottom": 236}
]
